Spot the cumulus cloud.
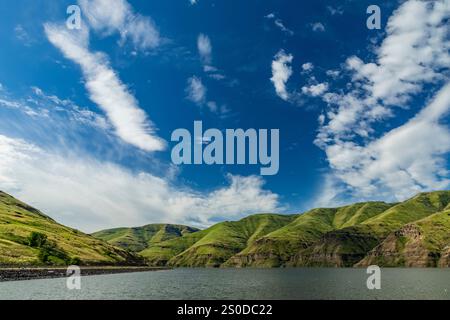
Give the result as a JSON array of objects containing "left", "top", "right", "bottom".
[
  {"left": 318, "top": 0, "right": 450, "bottom": 142},
  {"left": 44, "top": 23, "right": 165, "bottom": 152},
  {"left": 302, "top": 83, "right": 328, "bottom": 97},
  {"left": 271, "top": 50, "right": 293, "bottom": 101},
  {"left": 302, "top": 62, "right": 314, "bottom": 72},
  {"left": 324, "top": 83, "right": 450, "bottom": 201},
  {"left": 0, "top": 135, "right": 280, "bottom": 232},
  {"left": 186, "top": 76, "right": 207, "bottom": 105},
  {"left": 78, "top": 0, "right": 160, "bottom": 51},
  {"left": 315, "top": 0, "right": 450, "bottom": 204}
]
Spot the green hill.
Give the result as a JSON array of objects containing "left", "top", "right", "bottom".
[
  {"left": 95, "top": 214, "right": 296, "bottom": 267},
  {"left": 3, "top": 189, "right": 450, "bottom": 268},
  {"left": 356, "top": 208, "right": 450, "bottom": 267},
  {"left": 92, "top": 224, "right": 199, "bottom": 252},
  {"left": 167, "top": 214, "right": 297, "bottom": 267},
  {"left": 227, "top": 202, "right": 394, "bottom": 267},
  {"left": 104, "top": 191, "right": 450, "bottom": 268},
  {"left": 0, "top": 191, "right": 142, "bottom": 266}
]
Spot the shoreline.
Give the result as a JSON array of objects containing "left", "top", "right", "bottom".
[{"left": 0, "top": 266, "right": 171, "bottom": 282}]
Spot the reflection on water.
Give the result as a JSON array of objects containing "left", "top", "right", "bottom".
[{"left": 0, "top": 268, "right": 448, "bottom": 300}]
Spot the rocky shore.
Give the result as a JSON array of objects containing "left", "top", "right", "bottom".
[{"left": 0, "top": 266, "right": 170, "bottom": 282}]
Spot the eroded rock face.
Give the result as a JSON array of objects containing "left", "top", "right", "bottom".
[
  {"left": 225, "top": 252, "right": 285, "bottom": 268},
  {"left": 224, "top": 238, "right": 310, "bottom": 268},
  {"left": 356, "top": 224, "right": 439, "bottom": 267},
  {"left": 438, "top": 246, "right": 450, "bottom": 267},
  {"left": 289, "top": 229, "right": 381, "bottom": 267}
]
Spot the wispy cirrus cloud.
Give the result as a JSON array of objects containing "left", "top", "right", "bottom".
[
  {"left": 197, "top": 33, "right": 212, "bottom": 65},
  {"left": 265, "top": 13, "right": 294, "bottom": 36},
  {"left": 78, "top": 0, "right": 161, "bottom": 51},
  {"left": 185, "top": 76, "right": 207, "bottom": 106},
  {"left": 197, "top": 33, "right": 226, "bottom": 81},
  {"left": 44, "top": 23, "right": 166, "bottom": 152},
  {"left": 14, "top": 24, "right": 34, "bottom": 46}
]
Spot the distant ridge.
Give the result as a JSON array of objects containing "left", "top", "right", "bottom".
[{"left": 94, "top": 191, "right": 450, "bottom": 268}]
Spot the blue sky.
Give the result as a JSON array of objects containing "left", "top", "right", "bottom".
[{"left": 0, "top": 0, "right": 449, "bottom": 232}]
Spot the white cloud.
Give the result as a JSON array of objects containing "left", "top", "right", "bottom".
[
  {"left": 271, "top": 50, "right": 293, "bottom": 101},
  {"left": 311, "top": 22, "right": 325, "bottom": 32},
  {"left": 265, "top": 13, "right": 294, "bottom": 36},
  {"left": 315, "top": 0, "right": 450, "bottom": 203},
  {"left": 274, "top": 19, "right": 294, "bottom": 36},
  {"left": 318, "top": 0, "right": 450, "bottom": 142},
  {"left": 302, "top": 83, "right": 328, "bottom": 97},
  {"left": 186, "top": 76, "right": 207, "bottom": 105},
  {"left": 189, "top": 0, "right": 198, "bottom": 5},
  {"left": 1, "top": 85, "right": 110, "bottom": 132},
  {"left": 44, "top": 23, "right": 165, "bottom": 152},
  {"left": 326, "top": 6, "right": 344, "bottom": 16},
  {"left": 0, "top": 98, "right": 21, "bottom": 109},
  {"left": 78, "top": 0, "right": 160, "bottom": 51},
  {"left": 0, "top": 135, "right": 280, "bottom": 232},
  {"left": 326, "top": 69, "right": 340, "bottom": 78},
  {"left": 324, "top": 83, "right": 450, "bottom": 201},
  {"left": 197, "top": 33, "right": 212, "bottom": 65},
  {"left": 311, "top": 174, "right": 346, "bottom": 208},
  {"left": 302, "top": 62, "right": 314, "bottom": 72},
  {"left": 208, "top": 73, "right": 226, "bottom": 81},
  {"left": 346, "top": 0, "right": 449, "bottom": 106},
  {"left": 203, "top": 65, "right": 217, "bottom": 72},
  {"left": 206, "top": 101, "right": 218, "bottom": 113}
]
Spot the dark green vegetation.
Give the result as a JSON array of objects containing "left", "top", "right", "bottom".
[
  {"left": 1, "top": 190, "right": 449, "bottom": 267},
  {"left": 95, "top": 191, "right": 450, "bottom": 268},
  {"left": 0, "top": 191, "right": 142, "bottom": 266}
]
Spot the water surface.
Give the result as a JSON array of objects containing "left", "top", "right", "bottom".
[{"left": 0, "top": 268, "right": 448, "bottom": 300}]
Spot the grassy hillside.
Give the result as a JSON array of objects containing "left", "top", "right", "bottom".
[
  {"left": 136, "top": 192, "right": 450, "bottom": 268},
  {"left": 168, "top": 214, "right": 297, "bottom": 267},
  {"left": 92, "top": 224, "right": 199, "bottom": 252},
  {"left": 0, "top": 191, "right": 142, "bottom": 266},
  {"left": 3, "top": 189, "right": 449, "bottom": 268},
  {"left": 228, "top": 202, "right": 394, "bottom": 267},
  {"left": 357, "top": 208, "right": 450, "bottom": 267},
  {"left": 139, "top": 214, "right": 296, "bottom": 267},
  {"left": 287, "top": 193, "right": 450, "bottom": 267}
]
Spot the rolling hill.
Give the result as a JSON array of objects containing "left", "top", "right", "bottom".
[
  {"left": 2, "top": 189, "right": 449, "bottom": 268},
  {"left": 94, "top": 191, "right": 450, "bottom": 268},
  {"left": 92, "top": 224, "right": 199, "bottom": 252},
  {"left": 95, "top": 214, "right": 297, "bottom": 267},
  {"left": 0, "top": 191, "right": 142, "bottom": 266}
]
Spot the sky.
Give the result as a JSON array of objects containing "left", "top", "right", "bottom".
[{"left": 0, "top": 0, "right": 449, "bottom": 232}]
